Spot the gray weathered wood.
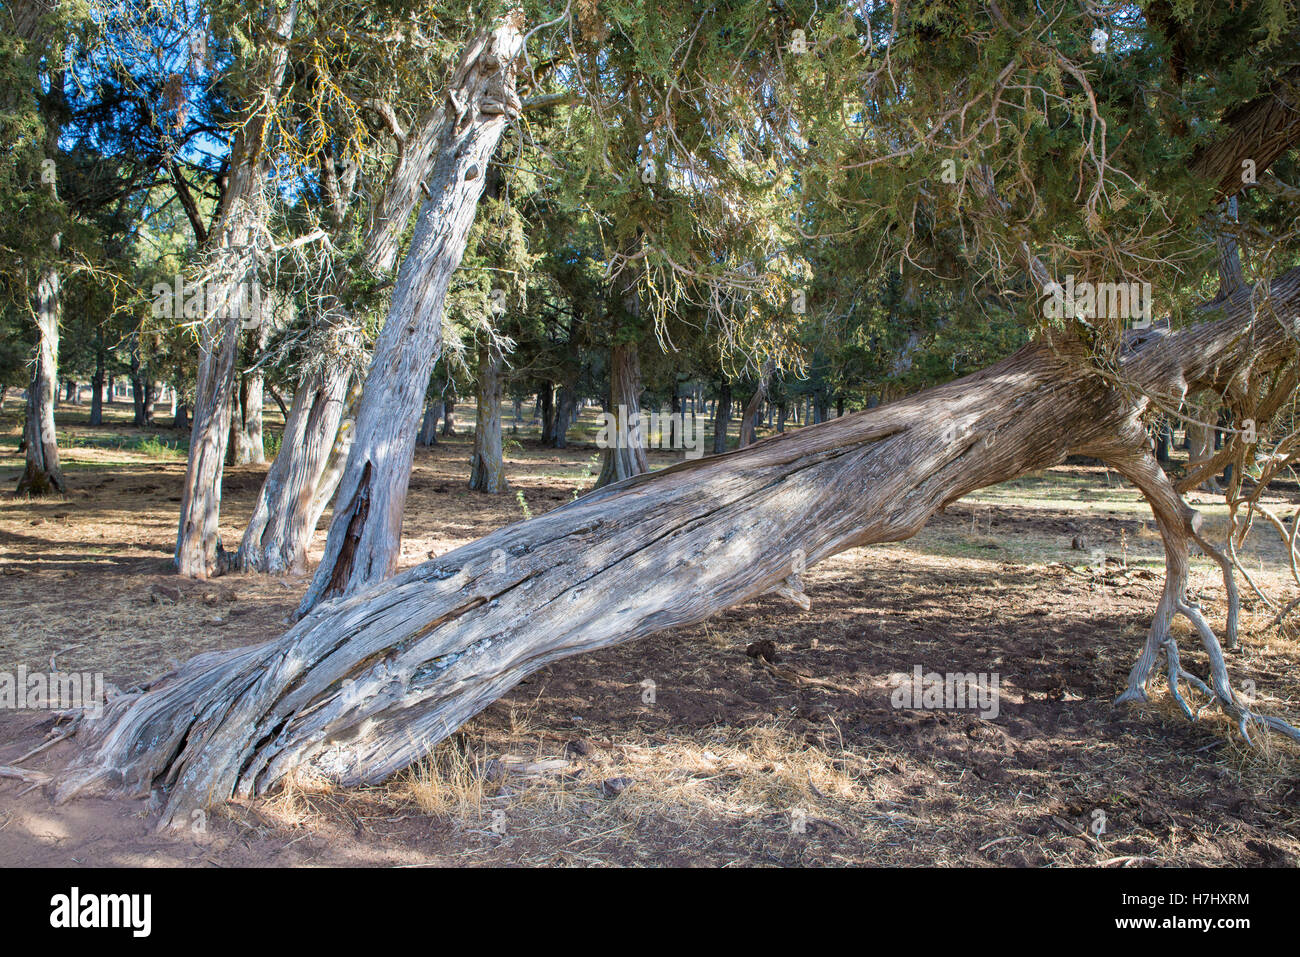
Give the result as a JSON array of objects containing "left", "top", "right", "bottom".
[
  {"left": 56, "top": 267, "right": 1300, "bottom": 829},
  {"left": 293, "top": 14, "right": 526, "bottom": 615}
]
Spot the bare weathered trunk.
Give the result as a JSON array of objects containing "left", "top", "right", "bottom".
[
  {"left": 229, "top": 328, "right": 267, "bottom": 467},
  {"left": 234, "top": 369, "right": 358, "bottom": 574},
  {"left": 53, "top": 267, "right": 1300, "bottom": 827},
  {"left": 441, "top": 399, "right": 457, "bottom": 436},
  {"left": 174, "top": 0, "right": 301, "bottom": 578},
  {"left": 595, "top": 341, "right": 648, "bottom": 488},
  {"left": 294, "top": 15, "right": 526, "bottom": 616},
  {"left": 17, "top": 265, "right": 65, "bottom": 496},
  {"left": 468, "top": 341, "right": 507, "bottom": 493},
  {"left": 235, "top": 24, "right": 493, "bottom": 571},
  {"left": 418, "top": 398, "right": 443, "bottom": 447}
]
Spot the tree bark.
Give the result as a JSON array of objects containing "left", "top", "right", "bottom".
[
  {"left": 130, "top": 334, "right": 156, "bottom": 428},
  {"left": 174, "top": 0, "right": 301, "bottom": 578},
  {"left": 233, "top": 43, "right": 480, "bottom": 574},
  {"left": 228, "top": 326, "right": 267, "bottom": 467},
  {"left": 552, "top": 386, "right": 575, "bottom": 449},
  {"left": 418, "top": 399, "right": 443, "bottom": 447},
  {"left": 739, "top": 362, "right": 772, "bottom": 448},
  {"left": 294, "top": 14, "right": 526, "bottom": 616},
  {"left": 17, "top": 265, "right": 65, "bottom": 495},
  {"left": 53, "top": 266, "right": 1300, "bottom": 827},
  {"left": 595, "top": 341, "right": 648, "bottom": 488},
  {"left": 1186, "top": 395, "right": 1218, "bottom": 491},
  {"left": 1215, "top": 196, "right": 1245, "bottom": 300},
  {"left": 235, "top": 373, "right": 358, "bottom": 575},
  {"left": 538, "top": 385, "right": 554, "bottom": 444},
  {"left": 468, "top": 341, "right": 507, "bottom": 493}
]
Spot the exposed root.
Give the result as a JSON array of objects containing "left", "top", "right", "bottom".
[
  {"left": 0, "top": 765, "right": 50, "bottom": 785},
  {"left": 1111, "top": 449, "right": 1300, "bottom": 747}
]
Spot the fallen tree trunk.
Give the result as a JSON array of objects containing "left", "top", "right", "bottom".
[{"left": 56, "top": 268, "right": 1300, "bottom": 828}]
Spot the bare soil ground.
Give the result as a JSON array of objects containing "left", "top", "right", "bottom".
[{"left": 1, "top": 397, "right": 1299, "bottom": 867}]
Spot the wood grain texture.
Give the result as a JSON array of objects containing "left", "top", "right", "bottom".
[{"left": 56, "top": 266, "right": 1300, "bottom": 828}]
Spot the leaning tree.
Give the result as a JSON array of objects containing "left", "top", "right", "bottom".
[{"left": 39, "top": 0, "right": 1300, "bottom": 826}]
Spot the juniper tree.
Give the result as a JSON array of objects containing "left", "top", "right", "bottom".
[{"left": 48, "top": 1, "right": 1300, "bottom": 827}]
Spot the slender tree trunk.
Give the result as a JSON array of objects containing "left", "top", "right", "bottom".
[
  {"left": 235, "top": 370, "right": 356, "bottom": 574},
  {"left": 595, "top": 341, "right": 648, "bottom": 488},
  {"left": 552, "top": 386, "right": 575, "bottom": 449},
  {"left": 539, "top": 385, "right": 555, "bottom": 444},
  {"left": 233, "top": 58, "right": 471, "bottom": 574},
  {"left": 174, "top": 0, "right": 301, "bottom": 578},
  {"left": 1187, "top": 395, "right": 1218, "bottom": 490},
  {"left": 17, "top": 265, "right": 65, "bottom": 495},
  {"left": 1215, "top": 196, "right": 1245, "bottom": 300},
  {"left": 1154, "top": 417, "right": 1173, "bottom": 463},
  {"left": 418, "top": 399, "right": 443, "bottom": 447},
  {"left": 229, "top": 324, "right": 267, "bottom": 466},
  {"left": 89, "top": 341, "right": 104, "bottom": 427},
  {"left": 130, "top": 347, "right": 156, "bottom": 428},
  {"left": 228, "top": 374, "right": 266, "bottom": 465},
  {"left": 468, "top": 341, "right": 507, "bottom": 493},
  {"left": 739, "top": 362, "right": 771, "bottom": 448},
  {"left": 295, "top": 15, "right": 526, "bottom": 616}
]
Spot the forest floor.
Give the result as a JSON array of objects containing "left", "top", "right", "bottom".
[{"left": 1, "top": 396, "right": 1299, "bottom": 867}]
